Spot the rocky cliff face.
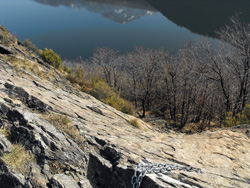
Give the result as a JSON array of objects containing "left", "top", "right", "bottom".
[{"left": 0, "top": 27, "right": 250, "bottom": 188}]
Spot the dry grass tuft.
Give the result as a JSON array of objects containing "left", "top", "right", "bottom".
[
  {"left": 43, "top": 113, "right": 86, "bottom": 148},
  {"left": 3, "top": 55, "right": 52, "bottom": 80},
  {"left": 129, "top": 119, "right": 142, "bottom": 129},
  {"left": 1, "top": 144, "right": 35, "bottom": 175},
  {"left": 0, "top": 128, "right": 9, "bottom": 138}
]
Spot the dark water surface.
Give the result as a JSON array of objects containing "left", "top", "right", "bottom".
[{"left": 1, "top": 0, "right": 249, "bottom": 59}]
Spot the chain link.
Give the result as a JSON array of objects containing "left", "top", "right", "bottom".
[{"left": 131, "top": 163, "right": 202, "bottom": 188}]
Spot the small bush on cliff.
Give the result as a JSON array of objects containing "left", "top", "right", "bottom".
[
  {"left": 23, "top": 39, "right": 38, "bottom": 53},
  {"left": 76, "top": 67, "right": 84, "bottom": 80},
  {"left": 65, "top": 69, "right": 91, "bottom": 90},
  {"left": 39, "top": 48, "right": 62, "bottom": 69},
  {"left": 66, "top": 74, "right": 79, "bottom": 85},
  {"left": 63, "top": 65, "right": 71, "bottom": 74},
  {"left": 0, "top": 25, "right": 17, "bottom": 47},
  {"left": 65, "top": 67, "right": 134, "bottom": 115}
]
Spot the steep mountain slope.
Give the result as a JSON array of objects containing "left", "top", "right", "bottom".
[{"left": 0, "top": 27, "right": 250, "bottom": 188}]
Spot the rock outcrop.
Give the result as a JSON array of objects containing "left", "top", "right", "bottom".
[{"left": 0, "top": 27, "right": 250, "bottom": 188}]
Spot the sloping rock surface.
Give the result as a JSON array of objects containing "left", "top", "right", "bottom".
[
  {"left": 49, "top": 174, "right": 79, "bottom": 188},
  {"left": 0, "top": 134, "right": 12, "bottom": 156},
  {"left": 0, "top": 35, "right": 250, "bottom": 187}
]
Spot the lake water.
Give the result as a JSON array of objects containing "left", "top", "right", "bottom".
[{"left": 1, "top": 0, "right": 250, "bottom": 59}]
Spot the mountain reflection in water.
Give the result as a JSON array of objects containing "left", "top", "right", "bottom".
[
  {"left": 147, "top": 0, "right": 250, "bottom": 38},
  {"left": 35, "top": 0, "right": 250, "bottom": 38},
  {"left": 35, "top": 0, "right": 156, "bottom": 24}
]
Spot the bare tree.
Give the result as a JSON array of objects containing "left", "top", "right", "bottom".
[
  {"left": 217, "top": 14, "right": 250, "bottom": 115},
  {"left": 91, "top": 47, "right": 120, "bottom": 87},
  {"left": 125, "top": 47, "right": 164, "bottom": 118},
  {"left": 201, "top": 14, "right": 250, "bottom": 118}
]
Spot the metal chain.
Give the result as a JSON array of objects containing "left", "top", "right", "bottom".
[{"left": 131, "top": 163, "right": 202, "bottom": 188}]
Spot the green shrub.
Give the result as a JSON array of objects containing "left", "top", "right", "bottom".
[
  {"left": 65, "top": 71, "right": 134, "bottom": 115},
  {"left": 65, "top": 67, "right": 86, "bottom": 85},
  {"left": 224, "top": 111, "right": 238, "bottom": 127},
  {"left": 89, "top": 79, "right": 134, "bottom": 115},
  {"left": 120, "top": 101, "right": 134, "bottom": 115},
  {"left": 66, "top": 74, "right": 79, "bottom": 85},
  {"left": 224, "top": 104, "right": 250, "bottom": 127},
  {"left": 76, "top": 67, "right": 84, "bottom": 80},
  {"left": 66, "top": 73, "right": 90, "bottom": 88},
  {"left": 39, "top": 48, "right": 61, "bottom": 69},
  {"left": 244, "top": 104, "right": 250, "bottom": 119},
  {"left": 23, "top": 39, "right": 38, "bottom": 53},
  {"left": 63, "top": 65, "right": 71, "bottom": 73},
  {"left": 89, "top": 80, "right": 110, "bottom": 100}
]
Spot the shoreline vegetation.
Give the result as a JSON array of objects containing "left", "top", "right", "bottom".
[{"left": 1, "top": 14, "right": 250, "bottom": 133}]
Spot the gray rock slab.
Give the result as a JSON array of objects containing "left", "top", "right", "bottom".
[
  {"left": 0, "top": 134, "right": 12, "bottom": 156},
  {"left": 49, "top": 174, "right": 80, "bottom": 188}
]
